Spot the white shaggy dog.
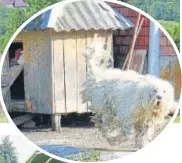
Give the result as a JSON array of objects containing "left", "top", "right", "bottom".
[{"left": 81, "top": 41, "right": 177, "bottom": 149}]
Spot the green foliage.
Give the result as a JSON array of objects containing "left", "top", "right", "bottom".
[
  {"left": 0, "top": 0, "right": 63, "bottom": 53},
  {"left": 27, "top": 153, "right": 49, "bottom": 163},
  {"left": 120, "top": 0, "right": 180, "bottom": 50},
  {"left": 68, "top": 150, "right": 101, "bottom": 162},
  {"left": 174, "top": 115, "right": 180, "bottom": 123},
  {"left": 126, "top": 0, "right": 180, "bottom": 21},
  {"left": 159, "top": 20, "right": 180, "bottom": 49},
  {"left": 26, "top": 153, "right": 61, "bottom": 163},
  {"left": 0, "top": 155, "right": 5, "bottom": 163},
  {"left": 0, "top": 136, "right": 18, "bottom": 163}
]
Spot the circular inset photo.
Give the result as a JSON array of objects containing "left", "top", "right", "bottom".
[{"left": 0, "top": 0, "right": 180, "bottom": 162}]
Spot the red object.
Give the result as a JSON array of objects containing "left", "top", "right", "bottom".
[{"left": 15, "top": 48, "right": 22, "bottom": 60}]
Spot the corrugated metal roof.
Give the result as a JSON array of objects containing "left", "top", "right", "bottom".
[{"left": 23, "top": 0, "right": 134, "bottom": 32}]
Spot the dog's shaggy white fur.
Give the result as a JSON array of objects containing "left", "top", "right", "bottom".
[{"left": 81, "top": 42, "right": 177, "bottom": 149}]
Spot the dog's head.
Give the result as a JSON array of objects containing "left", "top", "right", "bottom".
[{"left": 145, "top": 76, "right": 175, "bottom": 115}]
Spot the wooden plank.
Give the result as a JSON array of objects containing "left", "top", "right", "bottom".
[
  {"left": 126, "top": 14, "right": 142, "bottom": 69},
  {"left": 76, "top": 31, "right": 87, "bottom": 113},
  {"left": 52, "top": 31, "right": 65, "bottom": 113},
  {"left": 174, "top": 61, "right": 181, "bottom": 99},
  {"left": 85, "top": 30, "right": 113, "bottom": 112},
  {"left": 11, "top": 100, "right": 25, "bottom": 111},
  {"left": 23, "top": 34, "right": 36, "bottom": 113},
  {"left": 85, "top": 30, "right": 95, "bottom": 112},
  {"left": 2, "top": 52, "right": 9, "bottom": 74},
  {"left": 1, "top": 65, "right": 23, "bottom": 96},
  {"left": 95, "top": 30, "right": 113, "bottom": 65},
  {"left": 38, "top": 32, "right": 53, "bottom": 114},
  {"left": 23, "top": 31, "right": 53, "bottom": 114},
  {"left": 2, "top": 52, "right": 12, "bottom": 111},
  {"left": 107, "top": 31, "right": 114, "bottom": 58},
  {"left": 63, "top": 31, "right": 77, "bottom": 113},
  {"left": 45, "top": 158, "right": 53, "bottom": 163},
  {"left": 86, "top": 30, "right": 113, "bottom": 56},
  {"left": 160, "top": 56, "right": 181, "bottom": 99},
  {"left": 12, "top": 114, "right": 34, "bottom": 126},
  {"left": 130, "top": 49, "right": 147, "bottom": 73},
  {"left": 86, "top": 30, "right": 95, "bottom": 47},
  {"left": 14, "top": 33, "right": 22, "bottom": 42},
  {"left": 3, "top": 91, "right": 11, "bottom": 112}
]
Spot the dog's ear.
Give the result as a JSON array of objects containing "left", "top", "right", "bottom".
[{"left": 83, "top": 46, "right": 95, "bottom": 57}]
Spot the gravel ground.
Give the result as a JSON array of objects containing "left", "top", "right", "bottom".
[
  {"left": 22, "top": 127, "right": 136, "bottom": 151},
  {"left": 99, "top": 151, "right": 131, "bottom": 161},
  {"left": 68, "top": 150, "right": 132, "bottom": 161},
  {"left": 23, "top": 127, "right": 134, "bottom": 161}
]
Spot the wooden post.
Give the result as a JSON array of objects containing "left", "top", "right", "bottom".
[
  {"left": 122, "top": 15, "right": 144, "bottom": 70},
  {"left": 51, "top": 113, "right": 61, "bottom": 131},
  {"left": 126, "top": 13, "right": 141, "bottom": 70}
]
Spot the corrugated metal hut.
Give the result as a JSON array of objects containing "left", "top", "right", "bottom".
[{"left": 2, "top": 0, "right": 134, "bottom": 129}]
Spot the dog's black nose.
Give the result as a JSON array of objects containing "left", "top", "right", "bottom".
[{"left": 157, "top": 95, "right": 162, "bottom": 100}]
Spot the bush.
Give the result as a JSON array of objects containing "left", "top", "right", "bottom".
[{"left": 158, "top": 20, "right": 180, "bottom": 50}]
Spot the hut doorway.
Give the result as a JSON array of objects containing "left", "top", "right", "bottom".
[{"left": 9, "top": 42, "right": 25, "bottom": 100}]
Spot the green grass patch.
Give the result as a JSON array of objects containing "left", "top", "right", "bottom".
[
  {"left": 49, "top": 159, "right": 62, "bottom": 163},
  {"left": 174, "top": 115, "right": 180, "bottom": 123},
  {"left": 158, "top": 20, "right": 180, "bottom": 49},
  {"left": 26, "top": 153, "right": 63, "bottom": 163},
  {"left": 27, "top": 154, "right": 50, "bottom": 163},
  {"left": 158, "top": 20, "right": 179, "bottom": 31},
  {"left": 68, "top": 150, "right": 101, "bottom": 162}
]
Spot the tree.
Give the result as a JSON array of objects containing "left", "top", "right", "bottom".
[
  {"left": 126, "top": 0, "right": 179, "bottom": 21},
  {"left": 172, "top": 25, "right": 180, "bottom": 49},
  {"left": 0, "top": 136, "right": 18, "bottom": 163},
  {"left": 0, "top": 155, "right": 5, "bottom": 163},
  {"left": 0, "top": 0, "right": 63, "bottom": 53}
]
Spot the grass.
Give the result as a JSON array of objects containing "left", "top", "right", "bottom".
[
  {"left": 26, "top": 153, "right": 62, "bottom": 163},
  {"left": 26, "top": 153, "right": 50, "bottom": 163},
  {"left": 0, "top": 113, "right": 8, "bottom": 123},
  {"left": 49, "top": 159, "right": 62, "bottom": 163},
  {"left": 158, "top": 20, "right": 180, "bottom": 31},
  {"left": 158, "top": 20, "right": 180, "bottom": 49},
  {"left": 68, "top": 149, "right": 101, "bottom": 162},
  {"left": 174, "top": 115, "right": 180, "bottom": 123}
]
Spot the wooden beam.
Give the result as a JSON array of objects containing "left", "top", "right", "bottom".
[
  {"left": 45, "top": 158, "right": 53, "bottom": 163},
  {"left": 12, "top": 114, "right": 34, "bottom": 126},
  {"left": 1, "top": 65, "right": 23, "bottom": 97},
  {"left": 11, "top": 100, "right": 25, "bottom": 111}
]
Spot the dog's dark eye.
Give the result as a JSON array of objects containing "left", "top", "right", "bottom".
[
  {"left": 163, "top": 90, "right": 166, "bottom": 93},
  {"left": 154, "top": 90, "right": 157, "bottom": 93}
]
